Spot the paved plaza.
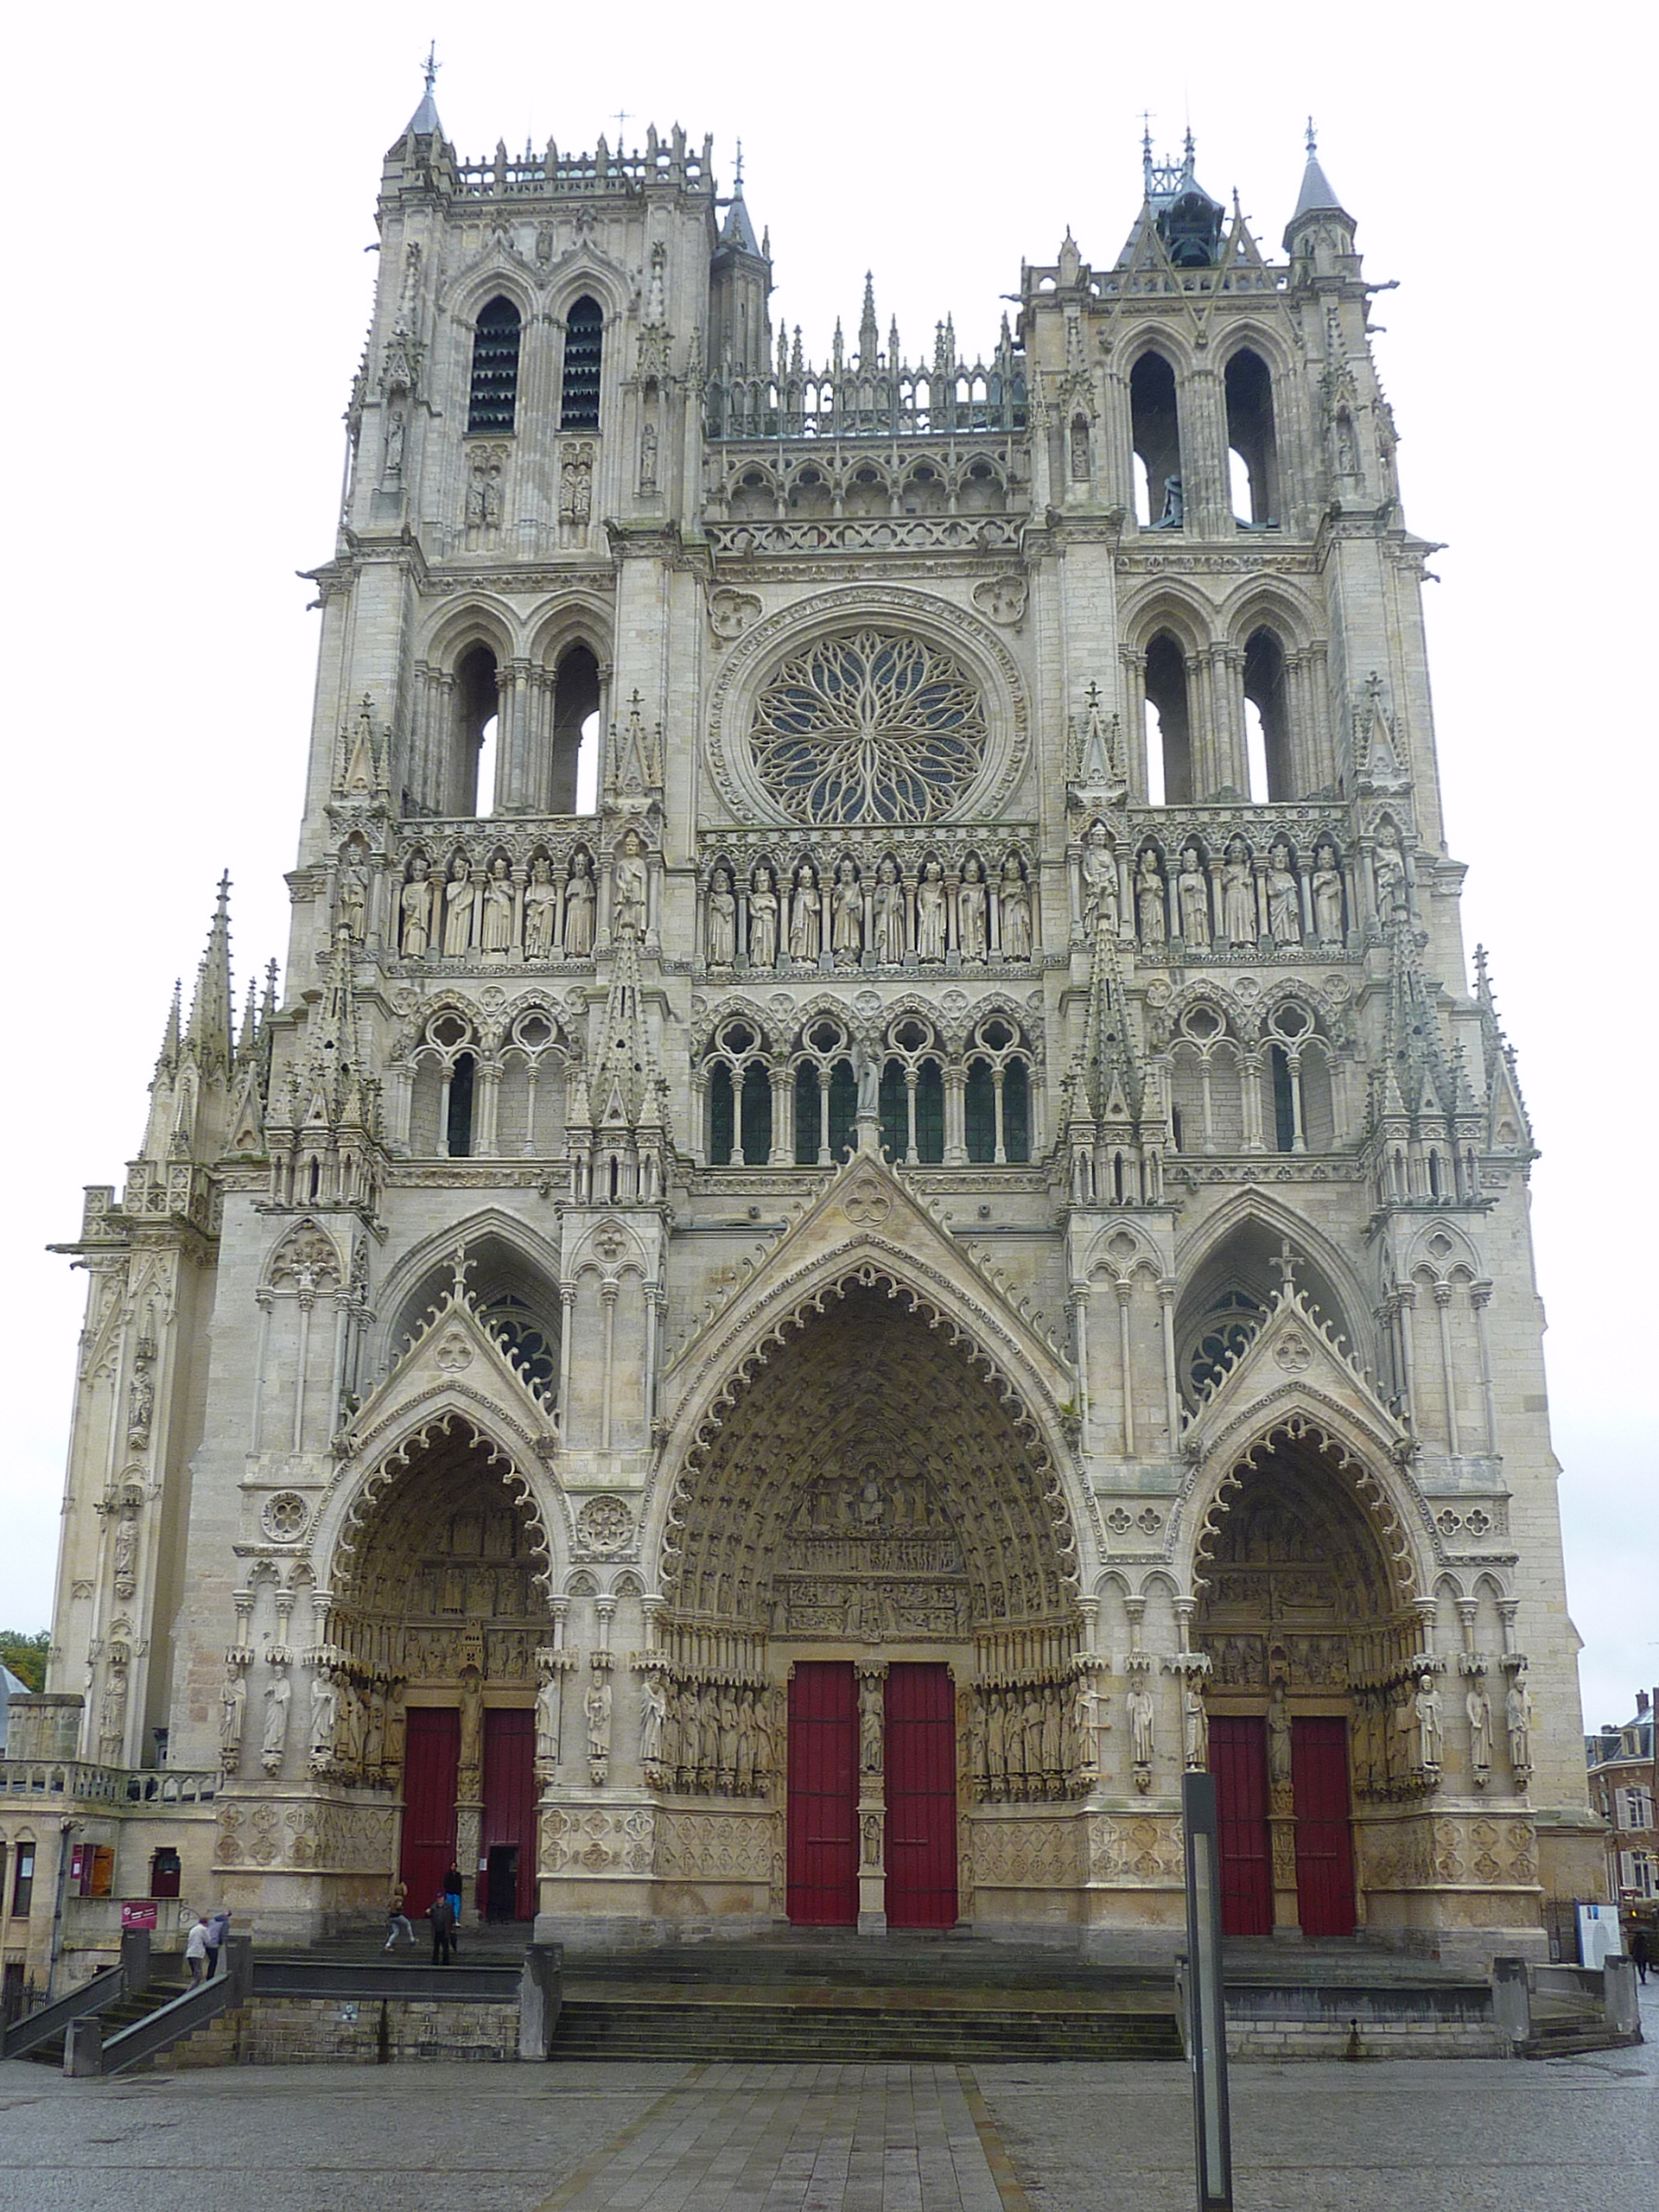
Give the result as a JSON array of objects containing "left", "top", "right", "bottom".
[{"left": 1, "top": 1981, "right": 1654, "bottom": 2212}]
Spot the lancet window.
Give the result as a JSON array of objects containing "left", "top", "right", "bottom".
[
  {"left": 409, "top": 1011, "right": 480, "bottom": 1159},
  {"left": 1225, "top": 348, "right": 1280, "bottom": 527},
  {"left": 1130, "top": 352, "right": 1183, "bottom": 529},
  {"left": 467, "top": 296, "right": 522, "bottom": 435},
  {"left": 1144, "top": 632, "right": 1192, "bottom": 805},
  {"left": 880, "top": 1018, "right": 946, "bottom": 1166},
  {"left": 560, "top": 296, "right": 604, "bottom": 429},
  {"left": 704, "top": 1019, "right": 774, "bottom": 1166},
  {"left": 963, "top": 1016, "right": 1032, "bottom": 1165},
  {"left": 792, "top": 1017, "right": 857, "bottom": 1166},
  {"left": 1243, "top": 627, "right": 1293, "bottom": 802}
]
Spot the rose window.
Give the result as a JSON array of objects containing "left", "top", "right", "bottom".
[{"left": 747, "top": 629, "right": 988, "bottom": 824}]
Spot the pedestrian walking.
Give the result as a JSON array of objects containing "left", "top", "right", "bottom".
[
  {"left": 442, "top": 1864, "right": 464, "bottom": 1949},
  {"left": 427, "top": 1893, "right": 456, "bottom": 1966},
  {"left": 184, "top": 1915, "right": 211, "bottom": 1986},
  {"left": 383, "top": 1880, "right": 416, "bottom": 1950},
  {"left": 205, "top": 1907, "right": 231, "bottom": 1977},
  {"left": 1632, "top": 1928, "right": 1651, "bottom": 1985}
]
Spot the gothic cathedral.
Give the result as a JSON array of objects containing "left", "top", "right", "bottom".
[{"left": 22, "top": 85, "right": 1601, "bottom": 1967}]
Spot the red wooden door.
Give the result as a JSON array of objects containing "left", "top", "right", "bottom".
[
  {"left": 884, "top": 1663, "right": 958, "bottom": 1929},
  {"left": 1292, "top": 1717, "right": 1357, "bottom": 1937},
  {"left": 482, "top": 1707, "right": 538, "bottom": 1921},
  {"left": 786, "top": 1662, "right": 858, "bottom": 1925},
  {"left": 1211, "top": 1716, "right": 1273, "bottom": 1937},
  {"left": 399, "top": 1707, "right": 460, "bottom": 1913}
]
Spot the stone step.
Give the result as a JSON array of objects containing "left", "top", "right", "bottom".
[
  {"left": 549, "top": 1998, "right": 1182, "bottom": 2063},
  {"left": 22, "top": 1980, "right": 189, "bottom": 2067}
]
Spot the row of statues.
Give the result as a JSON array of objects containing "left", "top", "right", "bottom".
[
  {"left": 391, "top": 836, "right": 652, "bottom": 960},
  {"left": 1080, "top": 822, "right": 1351, "bottom": 949},
  {"left": 646, "top": 1677, "right": 783, "bottom": 1796},
  {"left": 705, "top": 852, "right": 1034, "bottom": 969},
  {"left": 219, "top": 1653, "right": 409, "bottom": 1783},
  {"left": 968, "top": 1677, "right": 1103, "bottom": 1802}
]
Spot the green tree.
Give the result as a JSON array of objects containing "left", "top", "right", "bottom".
[{"left": 0, "top": 1630, "right": 49, "bottom": 1692}]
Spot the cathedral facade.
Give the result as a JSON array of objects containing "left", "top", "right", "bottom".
[{"left": 12, "top": 86, "right": 1601, "bottom": 1974}]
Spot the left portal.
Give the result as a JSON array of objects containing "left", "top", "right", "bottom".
[{"left": 786, "top": 1662, "right": 859, "bottom": 1925}]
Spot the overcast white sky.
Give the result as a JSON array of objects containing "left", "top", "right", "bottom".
[{"left": 3, "top": 3, "right": 1653, "bottom": 1731}]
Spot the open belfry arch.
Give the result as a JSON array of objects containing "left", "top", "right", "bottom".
[{"left": 19, "top": 91, "right": 1599, "bottom": 1983}]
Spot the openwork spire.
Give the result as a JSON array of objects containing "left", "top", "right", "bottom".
[{"left": 185, "top": 873, "right": 235, "bottom": 1075}]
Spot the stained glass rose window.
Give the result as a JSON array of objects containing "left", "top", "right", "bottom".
[{"left": 747, "top": 629, "right": 988, "bottom": 824}]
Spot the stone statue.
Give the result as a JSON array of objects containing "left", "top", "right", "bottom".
[
  {"left": 830, "top": 857, "right": 862, "bottom": 962},
  {"left": 339, "top": 862, "right": 367, "bottom": 943},
  {"left": 748, "top": 865, "right": 779, "bottom": 968},
  {"left": 1505, "top": 1675, "right": 1532, "bottom": 1776},
  {"left": 523, "top": 856, "right": 558, "bottom": 958},
  {"left": 385, "top": 405, "right": 406, "bottom": 474},
  {"left": 480, "top": 857, "right": 515, "bottom": 953},
  {"left": 1221, "top": 841, "right": 1257, "bottom": 945},
  {"left": 915, "top": 860, "right": 947, "bottom": 961},
  {"left": 219, "top": 1661, "right": 247, "bottom": 1770},
  {"left": 1000, "top": 858, "right": 1033, "bottom": 959},
  {"left": 584, "top": 1675, "right": 613, "bottom": 1763},
  {"left": 1266, "top": 842, "right": 1301, "bottom": 944},
  {"left": 98, "top": 1657, "right": 129, "bottom": 1762},
  {"left": 718, "top": 1690, "right": 740, "bottom": 1780},
  {"left": 788, "top": 861, "right": 820, "bottom": 961},
  {"left": 111, "top": 1513, "right": 138, "bottom": 1598},
  {"left": 1177, "top": 847, "right": 1211, "bottom": 948},
  {"left": 734, "top": 1690, "right": 755, "bottom": 1794},
  {"left": 1374, "top": 827, "right": 1407, "bottom": 917},
  {"left": 1127, "top": 1681, "right": 1155, "bottom": 1768},
  {"left": 1135, "top": 849, "right": 1166, "bottom": 946},
  {"left": 871, "top": 856, "right": 906, "bottom": 965},
  {"left": 706, "top": 864, "right": 737, "bottom": 967},
  {"left": 384, "top": 1682, "right": 406, "bottom": 1776},
  {"left": 1182, "top": 1680, "right": 1209, "bottom": 1770},
  {"left": 262, "top": 1664, "right": 291, "bottom": 1769},
  {"left": 1154, "top": 472, "right": 1184, "bottom": 528},
  {"left": 1465, "top": 1680, "right": 1492, "bottom": 1783},
  {"left": 1412, "top": 1674, "right": 1444, "bottom": 1771},
  {"left": 442, "top": 855, "right": 476, "bottom": 956},
  {"left": 958, "top": 856, "right": 988, "bottom": 959},
  {"left": 458, "top": 1665, "right": 484, "bottom": 1779},
  {"left": 1267, "top": 1682, "right": 1293, "bottom": 1788},
  {"left": 639, "top": 1672, "right": 667, "bottom": 1765},
  {"left": 855, "top": 1039, "right": 880, "bottom": 1121},
  {"left": 1081, "top": 823, "right": 1117, "bottom": 934},
  {"left": 309, "top": 1669, "right": 340, "bottom": 1758},
  {"left": 400, "top": 864, "right": 432, "bottom": 957},
  {"left": 613, "top": 833, "right": 648, "bottom": 939},
  {"left": 563, "top": 852, "right": 596, "bottom": 957},
  {"left": 536, "top": 1670, "right": 562, "bottom": 1770},
  {"left": 1312, "top": 845, "right": 1344, "bottom": 942},
  {"left": 858, "top": 1675, "right": 884, "bottom": 1773}
]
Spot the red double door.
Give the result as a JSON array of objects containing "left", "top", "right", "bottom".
[
  {"left": 399, "top": 1706, "right": 538, "bottom": 1922},
  {"left": 1210, "top": 1713, "right": 1356, "bottom": 1939},
  {"left": 785, "top": 1662, "right": 957, "bottom": 1929}
]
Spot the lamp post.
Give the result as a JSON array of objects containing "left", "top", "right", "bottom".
[{"left": 1181, "top": 1770, "right": 1233, "bottom": 2211}]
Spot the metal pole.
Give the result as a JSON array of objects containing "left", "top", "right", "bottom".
[{"left": 1182, "top": 1771, "right": 1233, "bottom": 2211}]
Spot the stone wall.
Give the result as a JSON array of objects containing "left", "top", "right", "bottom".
[{"left": 142, "top": 1995, "right": 520, "bottom": 2069}]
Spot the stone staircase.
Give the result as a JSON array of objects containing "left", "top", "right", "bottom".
[
  {"left": 21, "top": 1974, "right": 189, "bottom": 2067},
  {"left": 550, "top": 1936, "right": 1182, "bottom": 2063}
]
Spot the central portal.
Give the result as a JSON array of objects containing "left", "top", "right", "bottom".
[{"left": 785, "top": 1660, "right": 957, "bottom": 1929}]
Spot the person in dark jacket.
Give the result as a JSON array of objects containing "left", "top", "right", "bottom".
[
  {"left": 1632, "top": 1927, "right": 1652, "bottom": 1985},
  {"left": 428, "top": 1892, "right": 456, "bottom": 1965},
  {"left": 442, "top": 1865, "right": 464, "bottom": 1946}
]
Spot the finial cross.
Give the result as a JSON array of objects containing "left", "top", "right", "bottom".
[
  {"left": 1306, "top": 115, "right": 1318, "bottom": 156},
  {"left": 422, "top": 41, "right": 439, "bottom": 94},
  {"left": 612, "top": 108, "right": 632, "bottom": 143}
]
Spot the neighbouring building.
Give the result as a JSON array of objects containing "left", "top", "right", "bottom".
[
  {"left": 5, "top": 79, "right": 1605, "bottom": 1984},
  {"left": 1586, "top": 1694, "right": 1658, "bottom": 1916}
]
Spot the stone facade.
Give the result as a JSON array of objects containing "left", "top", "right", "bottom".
[{"left": 19, "top": 88, "right": 1602, "bottom": 1980}]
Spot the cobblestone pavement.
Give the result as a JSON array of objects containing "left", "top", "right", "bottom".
[
  {"left": 0, "top": 1980, "right": 1653, "bottom": 2212},
  {"left": 976, "top": 1975, "right": 1659, "bottom": 2212}
]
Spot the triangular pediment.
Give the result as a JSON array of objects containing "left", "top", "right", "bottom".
[
  {"left": 345, "top": 1289, "right": 554, "bottom": 1463},
  {"left": 665, "top": 1140, "right": 1070, "bottom": 1395},
  {"left": 1185, "top": 1283, "right": 1404, "bottom": 1457}
]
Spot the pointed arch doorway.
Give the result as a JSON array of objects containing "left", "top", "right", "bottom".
[
  {"left": 330, "top": 1418, "right": 552, "bottom": 1923},
  {"left": 661, "top": 1276, "right": 1083, "bottom": 1933},
  {"left": 1196, "top": 1421, "right": 1414, "bottom": 1941}
]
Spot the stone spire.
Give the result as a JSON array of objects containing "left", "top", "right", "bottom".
[
  {"left": 1078, "top": 916, "right": 1141, "bottom": 1125},
  {"left": 185, "top": 873, "right": 235, "bottom": 1077},
  {"left": 404, "top": 42, "right": 443, "bottom": 139},
  {"left": 590, "top": 924, "right": 654, "bottom": 1133},
  {"left": 1472, "top": 946, "right": 1535, "bottom": 1156},
  {"left": 858, "top": 273, "right": 879, "bottom": 367},
  {"left": 1287, "top": 119, "right": 1351, "bottom": 230},
  {"left": 719, "top": 142, "right": 762, "bottom": 257},
  {"left": 266, "top": 928, "right": 380, "bottom": 1211}
]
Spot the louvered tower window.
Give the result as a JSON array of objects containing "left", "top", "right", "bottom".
[
  {"left": 561, "top": 296, "right": 604, "bottom": 429},
  {"left": 467, "top": 297, "right": 522, "bottom": 434}
]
